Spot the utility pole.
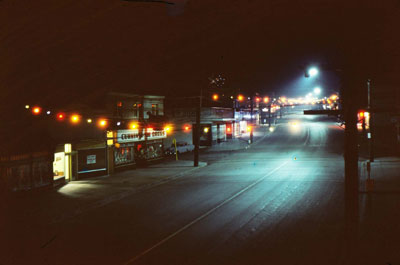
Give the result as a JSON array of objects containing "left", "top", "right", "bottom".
[
  {"left": 268, "top": 104, "right": 272, "bottom": 127},
  {"left": 250, "top": 97, "right": 254, "bottom": 143},
  {"left": 367, "top": 79, "right": 374, "bottom": 162},
  {"left": 341, "top": 73, "right": 360, "bottom": 263},
  {"left": 194, "top": 89, "right": 202, "bottom": 167}
]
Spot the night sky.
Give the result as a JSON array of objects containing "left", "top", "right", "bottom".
[{"left": 1, "top": 0, "right": 399, "bottom": 125}]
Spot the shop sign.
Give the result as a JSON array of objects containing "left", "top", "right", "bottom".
[
  {"left": 87, "top": 155, "right": 96, "bottom": 164},
  {"left": 117, "top": 129, "right": 166, "bottom": 143}
]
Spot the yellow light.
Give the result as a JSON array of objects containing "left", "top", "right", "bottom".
[
  {"left": 70, "top": 114, "right": 81, "bottom": 124},
  {"left": 129, "top": 122, "right": 137, "bottom": 129},
  {"left": 330, "top": 94, "right": 338, "bottom": 101},
  {"left": 87, "top": 118, "right": 92, "bottom": 123},
  {"left": 263, "top": 97, "right": 269, "bottom": 103},
  {"left": 237, "top": 94, "right": 244, "bottom": 102},
  {"left": 107, "top": 131, "right": 114, "bottom": 146},
  {"left": 212, "top": 94, "right": 219, "bottom": 101},
  {"left": 32, "top": 106, "right": 41, "bottom": 115},
  {"left": 64, "top": 143, "right": 72, "bottom": 153},
  {"left": 247, "top": 126, "right": 252, "bottom": 132},
  {"left": 204, "top": 127, "right": 209, "bottom": 133},
  {"left": 25, "top": 105, "right": 30, "bottom": 109},
  {"left": 147, "top": 127, "right": 153, "bottom": 132},
  {"left": 164, "top": 126, "right": 172, "bottom": 133},
  {"left": 98, "top": 119, "right": 107, "bottom": 128}
]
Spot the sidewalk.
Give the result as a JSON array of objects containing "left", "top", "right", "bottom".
[
  {"left": 359, "top": 157, "right": 400, "bottom": 193},
  {"left": 358, "top": 156, "right": 400, "bottom": 264},
  {"left": 1, "top": 160, "right": 207, "bottom": 226}
]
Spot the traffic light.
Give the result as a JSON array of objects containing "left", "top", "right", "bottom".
[
  {"left": 184, "top": 125, "right": 191, "bottom": 132},
  {"left": 358, "top": 111, "right": 366, "bottom": 131},
  {"left": 263, "top": 97, "right": 270, "bottom": 103},
  {"left": 212, "top": 94, "right": 219, "bottom": 101},
  {"left": 237, "top": 94, "right": 244, "bottom": 102}
]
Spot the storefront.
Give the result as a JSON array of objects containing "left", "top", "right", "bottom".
[{"left": 116, "top": 128, "right": 166, "bottom": 165}]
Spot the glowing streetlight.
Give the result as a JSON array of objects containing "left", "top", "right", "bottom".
[
  {"left": 308, "top": 67, "right": 318, "bottom": 77},
  {"left": 237, "top": 94, "right": 244, "bottom": 102},
  {"left": 32, "top": 106, "right": 42, "bottom": 115},
  {"left": 314, "top": 87, "right": 321, "bottom": 95},
  {"left": 70, "top": 114, "right": 81, "bottom": 124},
  {"left": 129, "top": 122, "right": 137, "bottom": 129},
  {"left": 98, "top": 119, "right": 107, "bottom": 128}
]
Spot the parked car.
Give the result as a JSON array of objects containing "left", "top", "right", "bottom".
[{"left": 165, "top": 141, "right": 195, "bottom": 155}]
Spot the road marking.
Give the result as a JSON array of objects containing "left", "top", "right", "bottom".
[
  {"left": 303, "top": 126, "right": 310, "bottom": 146},
  {"left": 123, "top": 160, "right": 289, "bottom": 265}
]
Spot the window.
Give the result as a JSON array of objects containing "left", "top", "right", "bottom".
[
  {"left": 132, "top": 104, "right": 139, "bottom": 118},
  {"left": 151, "top": 104, "right": 158, "bottom": 115}
]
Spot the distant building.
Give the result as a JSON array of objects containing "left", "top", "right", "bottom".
[{"left": 51, "top": 92, "right": 167, "bottom": 185}]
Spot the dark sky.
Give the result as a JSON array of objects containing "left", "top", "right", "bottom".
[{"left": 1, "top": 0, "right": 399, "bottom": 112}]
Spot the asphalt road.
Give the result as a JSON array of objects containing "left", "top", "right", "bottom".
[{"left": 5, "top": 113, "right": 355, "bottom": 265}]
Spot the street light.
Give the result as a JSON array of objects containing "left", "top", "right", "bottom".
[
  {"left": 314, "top": 87, "right": 321, "bottom": 95},
  {"left": 308, "top": 67, "right": 318, "bottom": 77}
]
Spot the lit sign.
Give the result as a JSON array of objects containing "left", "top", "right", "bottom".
[{"left": 117, "top": 129, "right": 166, "bottom": 143}]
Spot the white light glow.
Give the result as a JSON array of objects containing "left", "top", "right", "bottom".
[
  {"left": 308, "top": 67, "right": 318, "bottom": 77},
  {"left": 314, "top": 87, "right": 321, "bottom": 94}
]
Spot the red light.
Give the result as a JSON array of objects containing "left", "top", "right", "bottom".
[
  {"left": 237, "top": 95, "right": 244, "bottom": 102},
  {"left": 57, "top": 113, "right": 65, "bottom": 121},
  {"left": 255, "top": 97, "right": 261, "bottom": 102},
  {"left": 359, "top": 112, "right": 364, "bottom": 118},
  {"left": 212, "top": 94, "right": 219, "bottom": 101},
  {"left": 32, "top": 106, "right": 41, "bottom": 115},
  {"left": 137, "top": 144, "right": 142, "bottom": 150}
]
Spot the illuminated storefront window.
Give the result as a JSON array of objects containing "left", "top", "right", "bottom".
[{"left": 114, "top": 144, "right": 135, "bottom": 166}]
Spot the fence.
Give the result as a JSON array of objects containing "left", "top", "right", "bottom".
[{"left": 0, "top": 151, "right": 53, "bottom": 193}]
